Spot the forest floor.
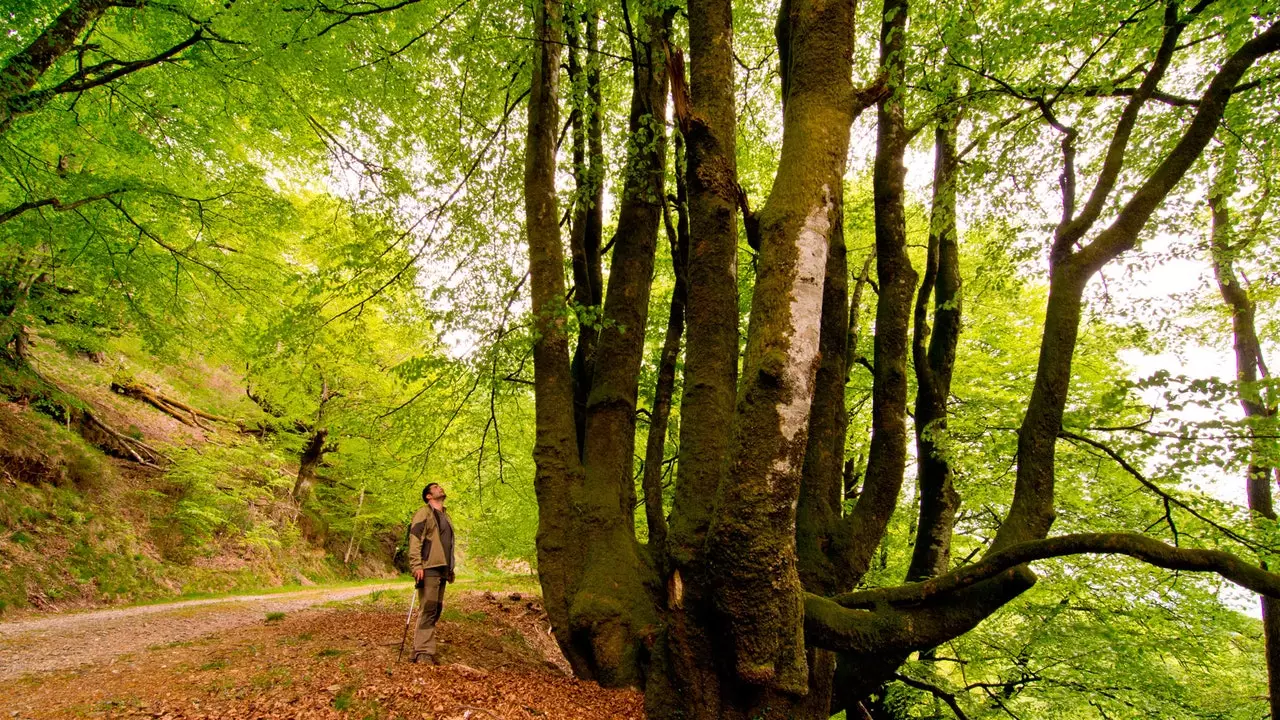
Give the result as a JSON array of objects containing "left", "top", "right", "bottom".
[{"left": 0, "top": 583, "right": 644, "bottom": 719}]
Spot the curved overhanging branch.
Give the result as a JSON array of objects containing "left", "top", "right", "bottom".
[
  {"left": 805, "top": 566, "right": 1035, "bottom": 656},
  {"left": 806, "top": 532, "right": 1280, "bottom": 658},
  {"left": 832, "top": 532, "right": 1280, "bottom": 612}
]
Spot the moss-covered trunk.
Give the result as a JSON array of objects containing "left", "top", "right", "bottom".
[
  {"left": 652, "top": 0, "right": 742, "bottom": 712},
  {"left": 700, "top": 0, "right": 859, "bottom": 713},
  {"left": 568, "top": 5, "right": 672, "bottom": 686}
]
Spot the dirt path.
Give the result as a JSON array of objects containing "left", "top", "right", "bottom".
[
  {"left": 0, "top": 586, "right": 641, "bottom": 719},
  {"left": 0, "top": 582, "right": 404, "bottom": 680}
]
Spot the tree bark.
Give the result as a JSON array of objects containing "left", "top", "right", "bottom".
[
  {"left": 667, "top": 0, "right": 741, "bottom": 573},
  {"left": 704, "top": 0, "right": 859, "bottom": 706},
  {"left": 795, "top": 183, "right": 848, "bottom": 596},
  {"left": 292, "top": 428, "right": 329, "bottom": 502},
  {"left": 569, "top": 3, "right": 672, "bottom": 686},
  {"left": 655, "top": 3, "right": 742, "bottom": 714},
  {"left": 566, "top": 3, "right": 605, "bottom": 458}
]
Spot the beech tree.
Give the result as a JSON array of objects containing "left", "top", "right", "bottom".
[{"left": 522, "top": 0, "right": 1280, "bottom": 717}]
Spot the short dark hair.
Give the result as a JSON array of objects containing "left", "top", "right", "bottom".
[{"left": 422, "top": 482, "right": 441, "bottom": 503}]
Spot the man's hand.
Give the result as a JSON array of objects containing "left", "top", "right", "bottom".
[
  {"left": 446, "top": 569, "right": 455, "bottom": 583},
  {"left": 413, "top": 568, "right": 424, "bottom": 581}
]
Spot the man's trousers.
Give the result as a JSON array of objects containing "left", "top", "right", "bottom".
[{"left": 413, "top": 570, "right": 447, "bottom": 659}]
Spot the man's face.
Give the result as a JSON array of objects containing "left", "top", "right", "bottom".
[{"left": 429, "top": 485, "right": 447, "bottom": 504}]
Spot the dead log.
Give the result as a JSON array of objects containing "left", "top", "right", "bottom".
[{"left": 110, "top": 380, "right": 241, "bottom": 430}]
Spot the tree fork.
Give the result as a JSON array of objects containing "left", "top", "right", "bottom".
[
  {"left": 996, "top": 16, "right": 1280, "bottom": 551},
  {"left": 569, "top": 0, "right": 672, "bottom": 687}
]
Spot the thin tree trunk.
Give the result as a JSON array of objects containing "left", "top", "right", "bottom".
[
  {"left": 566, "top": 3, "right": 604, "bottom": 458},
  {"left": 995, "top": 16, "right": 1280, "bottom": 551},
  {"left": 836, "top": 0, "right": 918, "bottom": 588},
  {"left": 1208, "top": 181, "right": 1280, "bottom": 719},
  {"left": 344, "top": 484, "right": 366, "bottom": 565},
  {"left": 906, "top": 104, "right": 962, "bottom": 583},
  {"left": 846, "top": 248, "right": 875, "bottom": 382},
  {"left": 642, "top": 135, "right": 691, "bottom": 562}
]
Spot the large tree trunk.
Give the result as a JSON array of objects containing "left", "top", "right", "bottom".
[
  {"left": 654, "top": 0, "right": 743, "bottom": 713},
  {"left": 698, "top": 0, "right": 860, "bottom": 714},
  {"left": 523, "top": 0, "right": 585, "bottom": 675},
  {"left": 1209, "top": 175, "right": 1280, "bottom": 719},
  {"left": 292, "top": 428, "right": 329, "bottom": 502}
]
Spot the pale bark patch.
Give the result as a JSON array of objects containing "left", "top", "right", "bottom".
[{"left": 775, "top": 187, "right": 832, "bottom": 447}]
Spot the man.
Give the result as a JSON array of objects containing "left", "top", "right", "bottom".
[{"left": 407, "top": 481, "right": 456, "bottom": 664}]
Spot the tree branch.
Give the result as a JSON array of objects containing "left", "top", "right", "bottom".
[
  {"left": 1059, "top": 429, "right": 1269, "bottom": 552},
  {"left": 893, "top": 674, "right": 973, "bottom": 720},
  {"left": 833, "top": 532, "right": 1280, "bottom": 610},
  {"left": 0, "top": 189, "right": 126, "bottom": 224}
]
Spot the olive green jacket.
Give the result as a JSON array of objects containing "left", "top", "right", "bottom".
[{"left": 408, "top": 504, "right": 453, "bottom": 573}]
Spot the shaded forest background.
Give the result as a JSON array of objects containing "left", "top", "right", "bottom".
[{"left": 1, "top": 0, "right": 1278, "bottom": 718}]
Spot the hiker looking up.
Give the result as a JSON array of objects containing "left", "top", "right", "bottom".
[{"left": 408, "top": 481, "right": 456, "bottom": 664}]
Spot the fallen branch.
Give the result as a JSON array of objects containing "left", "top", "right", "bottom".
[
  {"left": 111, "top": 380, "right": 240, "bottom": 430},
  {"left": 6, "top": 362, "right": 166, "bottom": 467}
]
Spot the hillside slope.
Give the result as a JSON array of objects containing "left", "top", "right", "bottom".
[{"left": 0, "top": 334, "right": 398, "bottom": 616}]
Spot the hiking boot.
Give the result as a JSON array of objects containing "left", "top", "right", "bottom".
[{"left": 411, "top": 654, "right": 439, "bottom": 665}]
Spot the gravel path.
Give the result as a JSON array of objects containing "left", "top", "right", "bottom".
[{"left": 0, "top": 582, "right": 407, "bottom": 680}]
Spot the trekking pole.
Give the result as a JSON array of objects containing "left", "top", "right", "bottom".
[{"left": 396, "top": 580, "right": 421, "bottom": 663}]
